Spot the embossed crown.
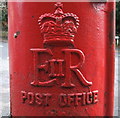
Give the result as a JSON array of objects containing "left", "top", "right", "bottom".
[{"left": 38, "top": 2, "right": 79, "bottom": 46}]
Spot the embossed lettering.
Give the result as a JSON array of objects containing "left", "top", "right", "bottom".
[
  {"left": 21, "top": 91, "right": 52, "bottom": 106},
  {"left": 82, "top": 92, "right": 86, "bottom": 105},
  {"left": 58, "top": 90, "right": 98, "bottom": 107},
  {"left": 21, "top": 91, "right": 27, "bottom": 103},
  {"left": 93, "top": 90, "right": 98, "bottom": 104},
  {"left": 67, "top": 94, "right": 74, "bottom": 106},
  {"left": 86, "top": 92, "right": 92, "bottom": 104},
  {"left": 28, "top": 92, "right": 34, "bottom": 105},
  {"left": 43, "top": 93, "right": 52, "bottom": 106},
  {"left": 62, "top": 49, "right": 92, "bottom": 88},
  {"left": 30, "top": 49, "right": 57, "bottom": 87},
  {"left": 21, "top": 90, "right": 98, "bottom": 107},
  {"left": 35, "top": 93, "right": 43, "bottom": 105},
  {"left": 75, "top": 93, "right": 82, "bottom": 106},
  {"left": 59, "top": 93, "right": 67, "bottom": 107},
  {"left": 57, "top": 59, "right": 64, "bottom": 77},
  {"left": 49, "top": 59, "right": 56, "bottom": 77}
]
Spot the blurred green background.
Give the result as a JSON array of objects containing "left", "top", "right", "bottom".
[
  {"left": 116, "top": 2, "right": 120, "bottom": 36},
  {"left": 0, "top": 2, "right": 7, "bottom": 40},
  {"left": 0, "top": 2, "right": 119, "bottom": 40}
]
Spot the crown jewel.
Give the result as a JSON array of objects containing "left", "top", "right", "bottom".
[{"left": 38, "top": 2, "right": 79, "bottom": 46}]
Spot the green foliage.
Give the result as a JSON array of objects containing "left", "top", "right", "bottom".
[
  {"left": 0, "top": 2, "right": 7, "bottom": 39},
  {"left": 116, "top": 2, "right": 120, "bottom": 36},
  {"left": 0, "top": 2, "right": 8, "bottom": 31}
]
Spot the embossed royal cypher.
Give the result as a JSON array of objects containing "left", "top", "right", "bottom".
[{"left": 30, "top": 2, "right": 92, "bottom": 88}]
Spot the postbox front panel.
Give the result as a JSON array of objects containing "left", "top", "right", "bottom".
[{"left": 9, "top": 2, "right": 115, "bottom": 116}]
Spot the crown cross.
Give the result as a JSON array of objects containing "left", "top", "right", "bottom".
[{"left": 54, "top": 2, "right": 63, "bottom": 15}]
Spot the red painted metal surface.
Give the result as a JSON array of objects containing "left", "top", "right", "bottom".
[{"left": 8, "top": 1, "right": 115, "bottom": 116}]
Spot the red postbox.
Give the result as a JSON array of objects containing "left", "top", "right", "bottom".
[{"left": 8, "top": 1, "right": 115, "bottom": 116}]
